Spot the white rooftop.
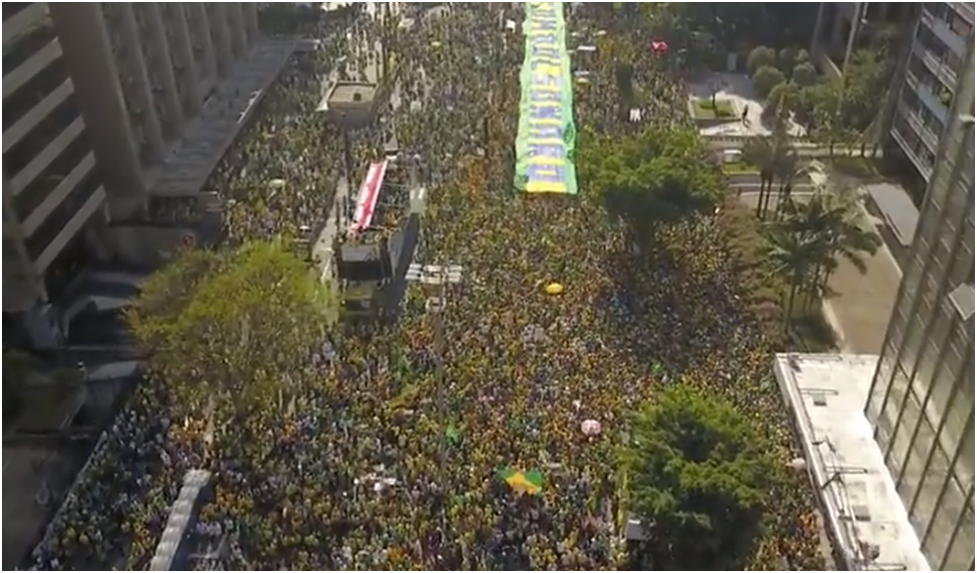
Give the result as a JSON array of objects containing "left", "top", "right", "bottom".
[{"left": 773, "top": 353, "right": 930, "bottom": 572}]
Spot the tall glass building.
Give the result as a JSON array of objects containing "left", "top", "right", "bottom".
[{"left": 864, "top": 33, "right": 975, "bottom": 572}]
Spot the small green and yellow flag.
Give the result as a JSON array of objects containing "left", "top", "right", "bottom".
[{"left": 497, "top": 468, "right": 544, "bottom": 495}]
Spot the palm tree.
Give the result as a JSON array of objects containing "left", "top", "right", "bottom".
[
  {"left": 765, "top": 225, "right": 821, "bottom": 324},
  {"left": 742, "top": 135, "right": 778, "bottom": 219},
  {"left": 743, "top": 129, "right": 796, "bottom": 220},
  {"left": 775, "top": 188, "right": 882, "bottom": 309},
  {"left": 772, "top": 155, "right": 824, "bottom": 220}
]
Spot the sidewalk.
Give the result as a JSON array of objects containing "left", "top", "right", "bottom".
[{"left": 822, "top": 207, "right": 902, "bottom": 354}]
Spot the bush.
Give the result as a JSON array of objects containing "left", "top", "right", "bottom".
[
  {"left": 746, "top": 46, "right": 777, "bottom": 75},
  {"left": 752, "top": 65, "right": 786, "bottom": 99},
  {"left": 791, "top": 62, "right": 818, "bottom": 87},
  {"left": 777, "top": 47, "right": 798, "bottom": 72}
]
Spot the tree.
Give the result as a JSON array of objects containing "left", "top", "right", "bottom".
[
  {"left": 765, "top": 223, "right": 822, "bottom": 321},
  {"left": 806, "top": 81, "right": 858, "bottom": 159},
  {"left": 770, "top": 149, "right": 823, "bottom": 220},
  {"left": 776, "top": 188, "right": 882, "bottom": 307},
  {"left": 127, "top": 241, "right": 334, "bottom": 419},
  {"left": 746, "top": 46, "right": 776, "bottom": 75},
  {"left": 620, "top": 383, "right": 774, "bottom": 570},
  {"left": 578, "top": 124, "right": 724, "bottom": 242},
  {"left": 752, "top": 65, "right": 786, "bottom": 99},
  {"left": 839, "top": 48, "right": 891, "bottom": 133},
  {"left": 777, "top": 46, "right": 798, "bottom": 75},
  {"left": 763, "top": 81, "right": 800, "bottom": 128},
  {"left": 674, "top": 5, "right": 818, "bottom": 53},
  {"left": 742, "top": 133, "right": 791, "bottom": 219},
  {"left": 791, "top": 62, "right": 818, "bottom": 88}
]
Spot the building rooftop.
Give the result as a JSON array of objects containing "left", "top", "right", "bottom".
[
  {"left": 863, "top": 183, "right": 920, "bottom": 247},
  {"left": 773, "top": 353, "right": 931, "bottom": 572},
  {"left": 318, "top": 81, "right": 378, "bottom": 111}
]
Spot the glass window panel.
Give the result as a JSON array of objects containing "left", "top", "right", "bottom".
[
  {"left": 887, "top": 303, "right": 908, "bottom": 351},
  {"left": 919, "top": 279, "right": 940, "bottom": 324},
  {"left": 914, "top": 337, "right": 941, "bottom": 402},
  {"left": 869, "top": 350, "right": 896, "bottom": 423},
  {"left": 885, "top": 362, "right": 918, "bottom": 473},
  {"left": 927, "top": 343, "right": 960, "bottom": 434},
  {"left": 923, "top": 478, "right": 968, "bottom": 569},
  {"left": 905, "top": 414, "right": 942, "bottom": 527},
  {"left": 952, "top": 412, "right": 973, "bottom": 492},
  {"left": 942, "top": 502, "right": 974, "bottom": 572},
  {"left": 946, "top": 361, "right": 974, "bottom": 486},
  {"left": 917, "top": 200, "right": 939, "bottom": 244},
  {"left": 901, "top": 313, "right": 929, "bottom": 372}
]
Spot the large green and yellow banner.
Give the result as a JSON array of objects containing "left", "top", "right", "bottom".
[{"left": 514, "top": 2, "right": 578, "bottom": 195}]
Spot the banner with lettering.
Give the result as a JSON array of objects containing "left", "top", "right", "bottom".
[{"left": 514, "top": 2, "right": 578, "bottom": 195}]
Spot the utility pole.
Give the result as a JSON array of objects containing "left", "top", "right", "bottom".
[{"left": 406, "top": 262, "right": 463, "bottom": 526}]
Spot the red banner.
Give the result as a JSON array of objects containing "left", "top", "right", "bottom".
[{"left": 349, "top": 159, "right": 388, "bottom": 235}]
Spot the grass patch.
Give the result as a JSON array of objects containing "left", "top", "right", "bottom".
[
  {"left": 692, "top": 97, "right": 736, "bottom": 119},
  {"left": 828, "top": 156, "right": 885, "bottom": 179},
  {"left": 721, "top": 161, "right": 759, "bottom": 174}
]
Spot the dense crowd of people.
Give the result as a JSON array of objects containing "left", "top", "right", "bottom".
[{"left": 28, "top": 3, "right": 827, "bottom": 571}]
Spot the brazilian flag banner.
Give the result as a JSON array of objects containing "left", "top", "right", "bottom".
[
  {"left": 497, "top": 467, "right": 544, "bottom": 495},
  {"left": 513, "top": 2, "right": 578, "bottom": 195}
]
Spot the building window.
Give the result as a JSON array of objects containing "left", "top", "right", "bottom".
[
  {"left": 1, "top": 56, "right": 68, "bottom": 133},
  {"left": 2, "top": 97, "right": 80, "bottom": 176},
  {"left": 24, "top": 169, "right": 102, "bottom": 261},
  {"left": 1, "top": 16, "right": 56, "bottom": 74},
  {"left": 11, "top": 136, "right": 91, "bottom": 223},
  {"left": 2, "top": 3, "right": 32, "bottom": 22},
  {"left": 923, "top": 2, "right": 949, "bottom": 21},
  {"left": 949, "top": 11, "right": 974, "bottom": 38}
]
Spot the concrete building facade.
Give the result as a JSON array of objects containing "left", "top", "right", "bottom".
[
  {"left": 784, "top": 12, "right": 974, "bottom": 568},
  {"left": 812, "top": 2, "right": 973, "bottom": 193},
  {"left": 3, "top": 3, "right": 110, "bottom": 345},
  {"left": 887, "top": 3, "right": 974, "bottom": 188},
  {"left": 2, "top": 2, "right": 260, "bottom": 347},
  {"left": 864, "top": 45, "right": 975, "bottom": 571}
]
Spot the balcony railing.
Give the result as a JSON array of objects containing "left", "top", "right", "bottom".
[
  {"left": 905, "top": 71, "right": 952, "bottom": 126},
  {"left": 896, "top": 102, "right": 941, "bottom": 151},
  {"left": 920, "top": 8, "right": 968, "bottom": 58},
  {"left": 911, "top": 40, "right": 958, "bottom": 92}
]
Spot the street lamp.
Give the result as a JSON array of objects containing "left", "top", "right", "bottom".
[{"left": 405, "top": 262, "right": 463, "bottom": 523}]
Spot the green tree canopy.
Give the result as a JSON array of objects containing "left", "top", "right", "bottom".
[
  {"left": 620, "top": 383, "right": 775, "bottom": 570},
  {"left": 746, "top": 46, "right": 777, "bottom": 75},
  {"left": 765, "top": 185, "right": 882, "bottom": 318},
  {"left": 577, "top": 124, "right": 723, "bottom": 237},
  {"left": 127, "top": 241, "right": 334, "bottom": 417},
  {"left": 791, "top": 62, "right": 818, "bottom": 88},
  {"left": 674, "top": 4, "right": 818, "bottom": 51},
  {"left": 752, "top": 65, "right": 787, "bottom": 99}
]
